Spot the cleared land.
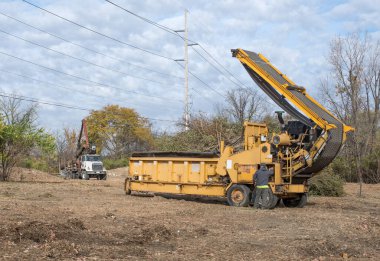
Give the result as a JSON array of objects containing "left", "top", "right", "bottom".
[{"left": 0, "top": 168, "right": 379, "bottom": 260}]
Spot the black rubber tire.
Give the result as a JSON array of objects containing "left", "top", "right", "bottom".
[
  {"left": 125, "top": 179, "right": 131, "bottom": 195},
  {"left": 227, "top": 184, "right": 251, "bottom": 207},
  {"left": 101, "top": 175, "right": 107, "bottom": 181},
  {"left": 268, "top": 194, "right": 280, "bottom": 209},
  {"left": 283, "top": 193, "right": 308, "bottom": 208},
  {"left": 82, "top": 173, "right": 89, "bottom": 180},
  {"left": 261, "top": 189, "right": 279, "bottom": 209}
]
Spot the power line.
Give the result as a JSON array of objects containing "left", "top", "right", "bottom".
[
  {"left": 183, "top": 10, "right": 249, "bottom": 88},
  {"left": 106, "top": 0, "right": 179, "bottom": 37},
  {"left": 0, "top": 92, "right": 178, "bottom": 123},
  {"left": 21, "top": 0, "right": 176, "bottom": 61},
  {"left": 0, "top": 69, "right": 107, "bottom": 100},
  {"left": 191, "top": 46, "right": 243, "bottom": 89},
  {"left": 197, "top": 44, "right": 250, "bottom": 88},
  {"left": 175, "top": 61, "right": 225, "bottom": 98},
  {"left": 18, "top": 1, "right": 227, "bottom": 108},
  {"left": 0, "top": 50, "right": 182, "bottom": 103},
  {"left": 105, "top": 2, "right": 226, "bottom": 101},
  {"left": 0, "top": 29, "right": 167, "bottom": 85},
  {"left": 106, "top": 0, "right": 199, "bottom": 45},
  {"left": 0, "top": 91, "right": 90, "bottom": 111},
  {"left": 0, "top": 69, "right": 178, "bottom": 112},
  {"left": 103, "top": 1, "right": 237, "bottom": 97},
  {"left": 0, "top": 11, "right": 183, "bottom": 80},
  {"left": 106, "top": 0, "right": 242, "bottom": 88},
  {"left": 178, "top": 37, "right": 250, "bottom": 90},
  {"left": 187, "top": 10, "right": 214, "bottom": 35},
  {"left": 105, "top": 1, "right": 198, "bottom": 45}
]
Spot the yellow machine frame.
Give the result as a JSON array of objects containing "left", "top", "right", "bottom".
[
  {"left": 125, "top": 49, "right": 353, "bottom": 208},
  {"left": 126, "top": 121, "right": 306, "bottom": 199}
]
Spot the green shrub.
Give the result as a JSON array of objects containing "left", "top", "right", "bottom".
[
  {"left": 19, "top": 157, "right": 52, "bottom": 173},
  {"left": 22, "top": 158, "right": 33, "bottom": 169},
  {"left": 309, "top": 168, "right": 345, "bottom": 197},
  {"left": 361, "top": 148, "right": 380, "bottom": 183},
  {"left": 103, "top": 158, "right": 129, "bottom": 170},
  {"left": 330, "top": 157, "right": 355, "bottom": 182},
  {"left": 330, "top": 147, "right": 380, "bottom": 184}
]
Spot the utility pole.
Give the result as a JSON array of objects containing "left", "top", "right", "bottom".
[
  {"left": 184, "top": 9, "right": 189, "bottom": 130},
  {"left": 175, "top": 10, "right": 197, "bottom": 131}
]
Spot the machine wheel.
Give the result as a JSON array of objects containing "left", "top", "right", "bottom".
[
  {"left": 283, "top": 193, "right": 308, "bottom": 208},
  {"left": 227, "top": 184, "right": 251, "bottom": 207},
  {"left": 261, "top": 189, "right": 279, "bottom": 209},
  {"left": 101, "top": 174, "right": 107, "bottom": 180},
  {"left": 125, "top": 179, "right": 131, "bottom": 195}
]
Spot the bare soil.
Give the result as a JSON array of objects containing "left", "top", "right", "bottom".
[{"left": 0, "top": 168, "right": 379, "bottom": 260}]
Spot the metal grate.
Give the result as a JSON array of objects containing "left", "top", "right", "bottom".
[{"left": 92, "top": 163, "right": 103, "bottom": 171}]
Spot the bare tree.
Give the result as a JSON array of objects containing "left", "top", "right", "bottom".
[
  {"left": 363, "top": 41, "right": 380, "bottom": 152},
  {"left": 225, "top": 87, "right": 265, "bottom": 126},
  {"left": 55, "top": 128, "right": 77, "bottom": 171},
  {"left": 0, "top": 95, "right": 37, "bottom": 125},
  {"left": 188, "top": 112, "right": 241, "bottom": 150},
  {"left": 170, "top": 88, "right": 266, "bottom": 152},
  {"left": 321, "top": 33, "right": 380, "bottom": 194}
]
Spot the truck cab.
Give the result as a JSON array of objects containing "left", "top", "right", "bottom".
[{"left": 79, "top": 154, "right": 107, "bottom": 180}]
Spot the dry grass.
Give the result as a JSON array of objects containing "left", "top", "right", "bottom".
[{"left": 0, "top": 169, "right": 379, "bottom": 260}]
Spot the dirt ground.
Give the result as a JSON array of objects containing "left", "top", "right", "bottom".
[{"left": 0, "top": 168, "right": 379, "bottom": 260}]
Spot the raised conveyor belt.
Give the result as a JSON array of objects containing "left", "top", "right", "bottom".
[{"left": 235, "top": 50, "right": 345, "bottom": 175}]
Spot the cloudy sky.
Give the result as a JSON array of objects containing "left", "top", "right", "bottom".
[{"left": 0, "top": 0, "right": 379, "bottom": 133}]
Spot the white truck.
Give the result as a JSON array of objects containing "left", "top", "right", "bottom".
[
  {"left": 78, "top": 153, "right": 107, "bottom": 180},
  {"left": 64, "top": 120, "right": 107, "bottom": 180}
]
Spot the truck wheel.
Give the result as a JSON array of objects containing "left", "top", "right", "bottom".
[
  {"left": 283, "top": 193, "right": 307, "bottom": 208},
  {"left": 101, "top": 175, "right": 107, "bottom": 180},
  {"left": 227, "top": 184, "right": 251, "bottom": 207},
  {"left": 82, "top": 173, "right": 89, "bottom": 180}
]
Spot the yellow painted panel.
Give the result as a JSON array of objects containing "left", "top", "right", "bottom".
[
  {"left": 130, "top": 181, "right": 226, "bottom": 197},
  {"left": 188, "top": 161, "right": 201, "bottom": 183},
  {"left": 206, "top": 163, "right": 217, "bottom": 178},
  {"left": 129, "top": 160, "right": 140, "bottom": 176},
  {"left": 142, "top": 161, "right": 153, "bottom": 178},
  {"left": 237, "top": 173, "right": 253, "bottom": 183},
  {"left": 157, "top": 161, "right": 169, "bottom": 182},
  {"left": 172, "top": 161, "right": 185, "bottom": 182},
  {"left": 287, "top": 184, "right": 307, "bottom": 193}
]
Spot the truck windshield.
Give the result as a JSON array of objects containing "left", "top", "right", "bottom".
[{"left": 86, "top": 155, "right": 101, "bottom": 161}]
